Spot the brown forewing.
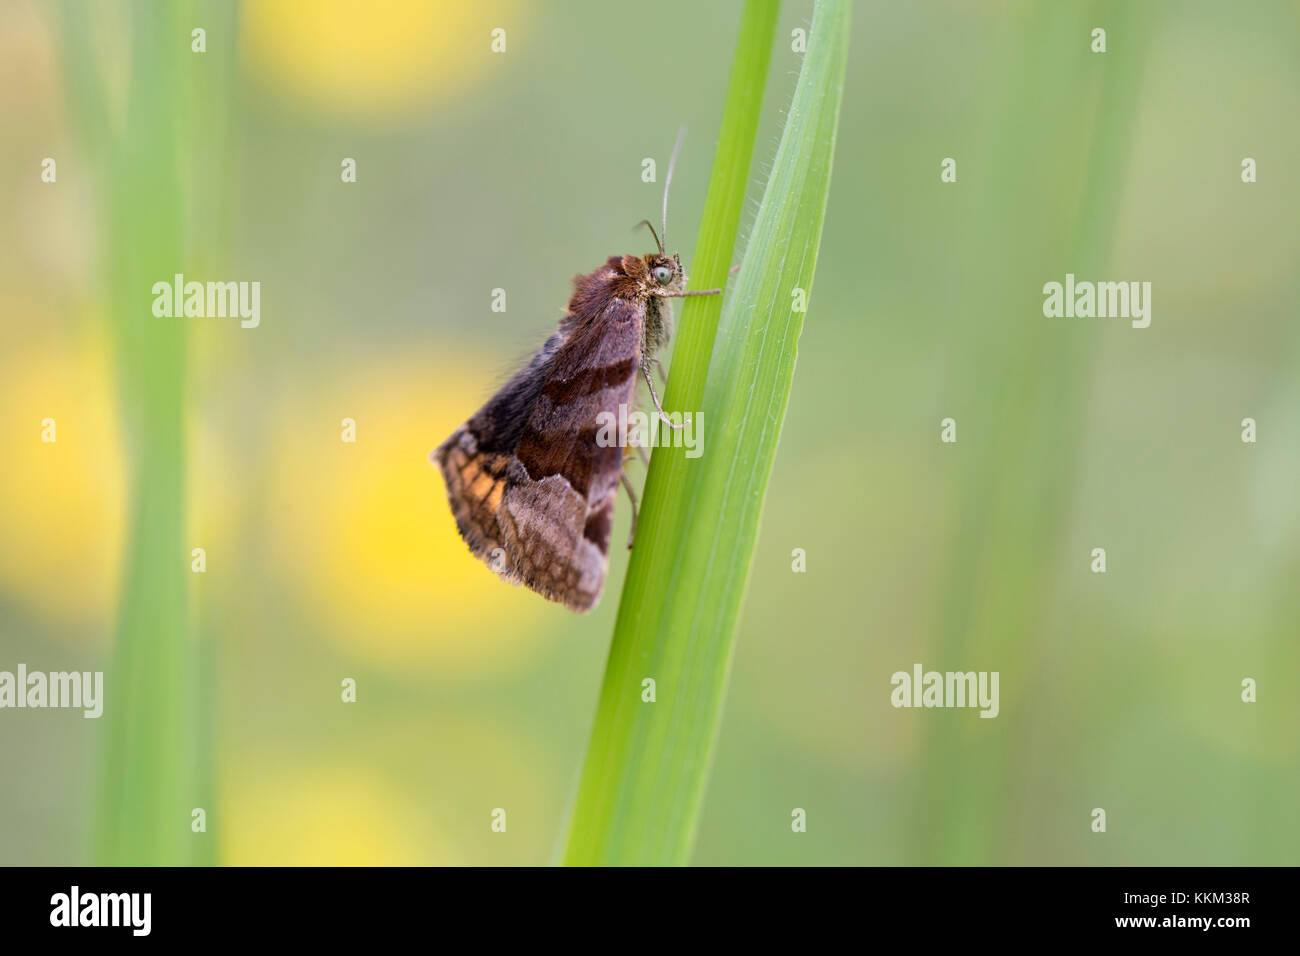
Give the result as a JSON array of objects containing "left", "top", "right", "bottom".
[{"left": 433, "top": 265, "right": 643, "bottom": 612}]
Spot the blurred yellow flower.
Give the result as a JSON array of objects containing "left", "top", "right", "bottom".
[
  {"left": 240, "top": 0, "right": 522, "bottom": 121},
  {"left": 0, "top": 324, "right": 124, "bottom": 638},
  {"left": 222, "top": 762, "right": 451, "bottom": 865},
  {"left": 266, "top": 357, "right": 549, "bottom": 672}
]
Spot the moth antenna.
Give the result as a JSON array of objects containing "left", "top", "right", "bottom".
[
  {"left": 642, "top": 363, "right": 688, "bottom": 430},
  {"left": 662, "top": 125, "right": 686, "bottom": 250},
  {"left": 632, "top": 219, "right": 663, "bottom": 254}
]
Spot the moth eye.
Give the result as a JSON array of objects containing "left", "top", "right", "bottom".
[{"left": 652, "top": 265, "right": 673, "bottom": 285}]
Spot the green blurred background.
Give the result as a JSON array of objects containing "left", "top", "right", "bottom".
[{"left": 1, "top": 0, "right": 1297, "bottom": 865}]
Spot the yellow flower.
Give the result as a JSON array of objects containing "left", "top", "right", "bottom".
[
  {"left": 240, "top": 0, "right": 522, "bottom": 121},
  {"left": 222, "top": 763, "right": 449, "bottom": 865},
  {"left": 0, "top": 326, "right": 124, "bottom": 638},
  {"left": 266, "top": 356, "right": 549, "bottom": 672}
]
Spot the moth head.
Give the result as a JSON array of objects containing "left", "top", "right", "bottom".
[{"left": 644, "top": 252, "right": 684, "bottom": 294}]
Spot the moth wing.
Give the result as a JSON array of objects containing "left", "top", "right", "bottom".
[
  {"left": 432, "top": 429, "right": 515, "bottom": 573},
  {"left": 432, "top": 330, "right": 563, "bottom": 576},
  {"left": 503, "top": 296, "right": 643, "bottom": 611},
  {"left": 433, "top": 298, "right": 643, "bottom": 612}
]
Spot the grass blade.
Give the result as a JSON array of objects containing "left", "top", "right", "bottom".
[
  {"left": 563, "top": 0, "right": 849, "bottom": 866},
  {"left": 55, "top": 0, "right": 233, "bottom": 865}
]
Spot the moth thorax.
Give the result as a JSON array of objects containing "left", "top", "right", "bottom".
[{"left": 643, "top": 295, "right": 673, "bottom": 360}]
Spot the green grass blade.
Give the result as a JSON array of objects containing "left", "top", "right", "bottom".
[
  {"left": 54, "top": 0, "right": 233, "bottom": 865},
  {"left": 563, "top": 0, "right": 849, "bottom": 866},
  {"left": 657, "top": 0, "right": 780, "bottom": 424},
  {"left": 909, "top": 1, "right": 1156, "bottom": 865},
  {"left": 90, "top": 2, "right": 193, "bottom": 866}
]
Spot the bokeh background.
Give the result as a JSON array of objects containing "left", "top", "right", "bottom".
[{"left": 1, "top": 0, "right": 1297, "bottom": 865}]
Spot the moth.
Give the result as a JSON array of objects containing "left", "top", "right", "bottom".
[{"left": 432, "top": 131, "right": 722, "bottom": 612}]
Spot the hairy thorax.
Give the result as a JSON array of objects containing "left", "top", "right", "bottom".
[{"left": 643, "top": 294, "right": 673, "bottom": 363}]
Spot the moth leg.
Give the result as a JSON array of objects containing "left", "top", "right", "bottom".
[
  {"left": 620, "top": 470, "right": 639, "bottom": 549},
  {"left": 641, "top": 363, "right": 688, "bottom": 430},
  {"left": 661, "top": 264, "right": 738, "bottom": 299}
]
